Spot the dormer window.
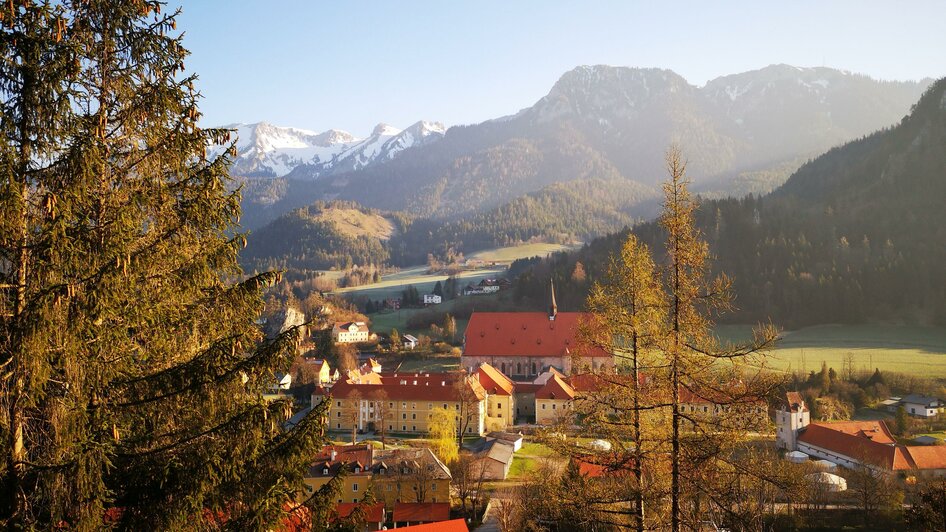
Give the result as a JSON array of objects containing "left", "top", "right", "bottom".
[{"left": 322, "top": 468, "right": 329, "bottom": 475}]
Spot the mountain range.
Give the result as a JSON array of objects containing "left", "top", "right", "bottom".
[
  {"left": 513, "top": 78, "right": 946, "bottom": 327},
  {"left": 230, "top": 64, "right": 936, "bottom": 281}
]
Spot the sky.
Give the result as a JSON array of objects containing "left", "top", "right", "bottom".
[{"left": 172, "top": 1, "right": 946, "bottom": 136}]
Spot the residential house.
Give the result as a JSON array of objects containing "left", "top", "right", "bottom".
[
  {"left": 402, "top": 334, "right": 419, "bottom": 350},
  {"left": 333, "top": 321, "right": 371, "bottom": 344},
  {"left": 900, "top": 394, "right": 944, "bottom": 418},
  {"left": 359, "top": 358, "right": 382, "bottom": 374},
  {"left": 422, "top": 294, "right": 442, "bottom": 305},
  {"left": 305, "top": 359, "right": 335, "bottom": 385},
  {"left": 313, "top": 372, "right": 487, "bottom": 436},
  {"left": 392, "top": 502, "right": 451, "bottom": 527},
  {"left": 372, "top": 448, "right": 452, "bottom": 506},
  {"left": 269, "top": 371, "right": 292, "bottom": 393},
  {"left": 332, "top": 503, "right": 386, "bottom": 531},
  {"left": 304, "top": 445, "right": 374, "bottom": 504},
  {"left": 384, "top": 298, "right": 402, "bottom": 310}
]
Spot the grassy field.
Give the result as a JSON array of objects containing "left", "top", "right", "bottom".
[
  {"left": 332, "top": 265, "right": 505, "bottom": 300},
  {"left": 716, "top": 324, "right": 946, "bottom": 378},
  {"left": 395, "top": 354, "right": 461, "bottom": 373},
  {"left": 467, "top": 243, "right": 577, "bottom": 264}
]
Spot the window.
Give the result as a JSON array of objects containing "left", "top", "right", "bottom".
[
  {"left": 402, "top": 413, "right": 407, "bottom": 419},
  {"left": 386, "top": 484, "right": 392, "bottom": 491},
  {"left": 412, "top": 425, "right": 416, "bottom": 431},
  {"left": 428, "top": 403, "right": 432, "bottom": 410},
  {"left": 402, "top": 402, "right": 407, "bottom": 408},
  {"left": 322, "top": 468, "right": 329, "bottom": 475},
  {"left": 412, "top": 403, "right": 417, "bottom": 409},
  {"left": 337, "top": 412, "right": 341, "bottom": 417},
  {"left": 532, "top": 362, "right": 537, "bottom": 374},
  {"left": 517, "top": 363, "right": 522, "bottom": 374},
  {"left": 432, "top": 483, "right": 437, "bottom": 491},
  {"left": 412, "top": 413, "right": 416, "bottom": 420},
  {"left": 498, "top": 413, "right": 502, "bottom": 418},
  {"left": 337, "top": 423, "right": 341, "bottom": 428},
  {"left": 552, "top": 404, "right": 557, "bottom": 410},
  {"left": 542, "top": 404, "right": 546, "bottom": 410},
  {"left": 353, "top": 498, "right": 358, "bottom": 503},
  {"left": 402, "top": 425, "right": 406, "bottom": 431},
  {"left": 336, "top": 401, "right": 341, "bottom": 407},
  {"left": 389, "top": 402, "right": 394, "bottom": 408},
  {"left": 443, "top": 403, "right": 447, "bottom": 409},
  {"left": 352, "top": 483, "right": 359, "bottom": 492},
  {"left": 501, "top": 363, "right": 505, "bottom": 373},
  {"left": 389, "top": 424, "right": 393, "bottom": 430}
]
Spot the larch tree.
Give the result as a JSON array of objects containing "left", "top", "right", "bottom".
[
  {"left": 657, "top": 146, "right": 779, "bottom": 531},
  {"left": 0, "top": 1, "right": 328, "bottom": 529}
]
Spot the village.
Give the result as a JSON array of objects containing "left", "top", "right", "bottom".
[{"left": 259, "top": 281, "right": 946, "bottom": 531}]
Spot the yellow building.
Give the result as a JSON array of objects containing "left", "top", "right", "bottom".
[
  {"left": 371, "top": 448, "right": 452, "bottom": 506},
  {"left": 303, "top": 445, "right": 452, "bottom": 510},
  {"left": 314, "top": 373, "right": 487, "bottom": 436},
  {"left": 303, "top": 445, "right": 374, "bottom": 504},
  {"left": 475, "top": 363, "right": 516, "bottom": 431},
  {"left": 535, "top": 373, "right": 575, "bottom": 425}
]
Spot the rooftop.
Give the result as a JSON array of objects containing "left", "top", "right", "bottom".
[{"left": 463, "top": 312, "right": 611, "bottom": 358}]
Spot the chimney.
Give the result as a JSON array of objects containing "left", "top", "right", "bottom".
[
  {"left": 549, "top": 278, "right": 558, "bottom": 321},
  {"left": 330, "top": 448, "right": 337, "bottom": 461}
]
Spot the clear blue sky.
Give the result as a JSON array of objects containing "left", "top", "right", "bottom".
[{"left": 172, "top": 1, "right": 946, "bottom": 135}]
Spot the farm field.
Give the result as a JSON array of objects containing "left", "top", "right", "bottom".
[
  {"left": 331, "top": 265, "right": 504, "bottom": 300},
  {"left": 716, "top": 324, "right": 946, "bottom": 378},
  {"left": 466, "top": 243, "right": 578, "bottom": 264}
]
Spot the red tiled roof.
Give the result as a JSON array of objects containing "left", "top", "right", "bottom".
[
  {"left": 535, "top": 374, "right": 575, "bottom": 400},
  {"left": 393, "top": 502, "right": 451, "bottom": 523},
  {"left": 574, "top": 455, "right": 636, "bottom": 478},
  {"left": 477, "top": 363, "right": 515, "bottom": 396},
  {"left": 327, "top": 373, "right": 485, "bottom": 402},
  {"left": 513, "top": 382, "right": 543, "bottom": 394},
  {"left": 334, "top": 502, "right": 385, "bottom": 523},
  {"left": 785, "top": 391, "right": 808, "bottom": 412},
  {"left": 798, "top": 421, "right": 908, "bottom": 470},
  {"left": 309, "top": 444, "right": 374, "bottom": 477},
  {"left": 463, "top": 312, "right": 611, "bottom": 358},
  {"left": 904, "top": 445, "right": 946, "bottom": 470},
  {"left": 396, "top": 519, "right": 469, "bottom": 532}
]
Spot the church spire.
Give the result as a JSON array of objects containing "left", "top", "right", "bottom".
[{"left": 549, "top": 278, "right": 558, "bottom": 321}]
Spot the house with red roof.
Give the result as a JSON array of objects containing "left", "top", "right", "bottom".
[
  {"left": 332, "top": 502, "right": 386, "bottom": 531},
  {"left": 462, "top": 283, "right": 612, "bottom": 380},
  {"left": 392, "top": 502, "right": 452, "bottom": 527},
  {"left": 396, "top": 519, "right": 469, "bottom": 532}
]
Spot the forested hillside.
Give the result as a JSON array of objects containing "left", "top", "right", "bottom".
[
  {"left": 242, "top": 201, "right": 403, "bottom": 271},
  {"left": 514, "top": 79, "right": 946, "bottom": 327}
]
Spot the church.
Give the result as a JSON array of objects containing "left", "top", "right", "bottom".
[{"left": 461, "top": 281, "right": 613, "bottom": 379}]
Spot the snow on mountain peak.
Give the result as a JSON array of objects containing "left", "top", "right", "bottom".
[
  {"left": 217, "top": 120, "right": 445, "bottom": 180},
  {"left": 372, "top": 123, "right": 402, "bottom": 136}
]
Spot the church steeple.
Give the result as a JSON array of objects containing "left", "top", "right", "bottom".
[{"left": 549, "top": 278, "right": 558, "bottom": 321}]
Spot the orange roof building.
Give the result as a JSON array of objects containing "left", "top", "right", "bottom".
[
  {"left": 395, "top": 519, "right": 469, "bottom": 532},
  {"left": 462, "top": 311, "right": 612, "bottom": 380},
  {"left": 778, "top": 393, "right": 946, "bottom": 475},
  {"left": 393, "top": 502, "right": 451, "bottom": 526}
]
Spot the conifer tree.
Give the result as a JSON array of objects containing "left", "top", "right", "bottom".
[{"left": 0, "top": 2, "right": 328, "bottom": 529}]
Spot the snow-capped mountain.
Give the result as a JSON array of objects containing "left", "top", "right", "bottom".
[{"left": 215, "top": 120, "right": 445, "bottom": 180}]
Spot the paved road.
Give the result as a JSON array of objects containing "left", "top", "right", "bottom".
[{"left": 475, "top": 501, "right": 499, "bottom": 532}]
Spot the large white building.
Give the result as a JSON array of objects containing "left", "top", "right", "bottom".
[{"left": 332, "top": 321, "right": 370, "bottom": 344}]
